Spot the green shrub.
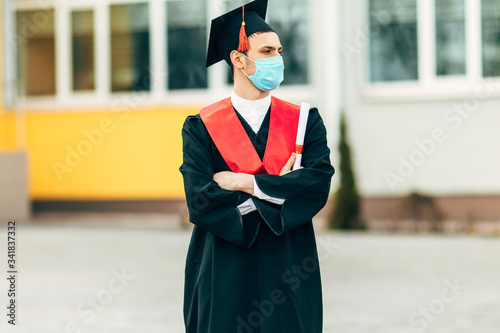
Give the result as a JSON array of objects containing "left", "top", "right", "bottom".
[{"left": 329, "top": 112, "right": 365, "bottom": 230}]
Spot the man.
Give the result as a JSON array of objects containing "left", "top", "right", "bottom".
[{"left": 179, "top": 0, "right": 334, "bottom": 332}]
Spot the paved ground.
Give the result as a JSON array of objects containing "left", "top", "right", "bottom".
[{"left": 1, "top": 213, "right": 499, "bottom": 333}]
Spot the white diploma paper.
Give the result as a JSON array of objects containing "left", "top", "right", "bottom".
[{"left": 292, "top": 102, "right": 310, "bottom": 170}]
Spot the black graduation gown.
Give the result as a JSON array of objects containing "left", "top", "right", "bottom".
[{"left": 179, "top": 103, "right": 334, "bottom": 333}]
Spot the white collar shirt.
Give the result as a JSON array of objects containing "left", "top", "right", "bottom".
[{"left": 231, "top": 91, "right": 271, "bottom": 134}]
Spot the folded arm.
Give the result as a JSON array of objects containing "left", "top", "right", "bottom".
[
  {"left": 215, "top": 152, "right": 296, "bottom": 214},
  {"left": 180, "top": 116, "right": 258, "bottom": 248},
  {"left": 215, "top": 108, "right": 335, "bottom": 236}
]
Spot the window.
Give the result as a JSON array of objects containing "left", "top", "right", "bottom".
[
  {"left": 16, "top": 9, "right": 56, "bottom": 96},
  {"left": 167, "top": 0, "right": 207, "bottom": 90},
  {"left": 435, "top": 0, "right": 466, "bottom": 76},
  {"left": 110, "top": 3, "right": 150, "bottom": 92},
  {"left": 223, "top": 0, "right": 310, "bottom": 86},
  {"left": 482, "top": 0, "right": 500, "bottom": 77},
  {"left": 367, "top": 0, "right": 500, "bottom": 91},
  {"left": 267, "top": 0, "right": 309, "bottom": 85},
  {"left": 8, "top": 0, "right": 313, "bottom": 105},
  {"left": 72, "top": 10, "right": 95, "bottom": 91},
  {"left": 369, "top": 0, "right": 418, "bottom": 82}
]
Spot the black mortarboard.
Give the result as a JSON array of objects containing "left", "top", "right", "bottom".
[{"left": 206, "top": 0, "right": 275, "bottom": 68}]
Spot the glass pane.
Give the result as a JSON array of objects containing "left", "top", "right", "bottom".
[
  {"left": 167, "top": 0, "right": 207, "bottom": 90},
  {"left": 369, "top": 0, "right": 418, "bottom": 82},
  {"left": 267, "top": 0, "right": 309, "bottom": 85},
  {"left": 110, "top": 4, "right": 150, "bottom": 92},
  {"left": 16, "top": 10, "right": 56, "bottom": 96},
  {"left": 224, "top": 0, "right": 309, "bottom": 86},
  {"left": 482, "top": 0, "right": 500, "bottom": 77},
  {"left": 72, "top": 10, "right": 95, "bottom": 91},
  {"left": 435, "top": 0, "right": 466, "bottom": 76}
]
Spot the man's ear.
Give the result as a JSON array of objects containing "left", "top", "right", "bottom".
[{"left": 230, "top": 50, "right": 245, "bottom": 70}]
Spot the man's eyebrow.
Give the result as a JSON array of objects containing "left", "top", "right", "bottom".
[{"left": 259, "top": 46, "right": 284, "bottom": 51}]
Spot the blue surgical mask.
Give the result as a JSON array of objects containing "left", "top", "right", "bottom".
[{"left": 241, "top": 54, "right": 285, "bottom": 92}]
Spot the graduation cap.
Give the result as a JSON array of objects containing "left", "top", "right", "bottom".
[{"left": 206, "top": 0, "right": 275, "bottom": 68}]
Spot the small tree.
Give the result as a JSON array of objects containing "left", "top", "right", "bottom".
[
  {"left": 402, "top": 191, "right": 444, "bottom": 232},
  {"left": 329, "top": 112, "right": 365, "bottom": 230}
]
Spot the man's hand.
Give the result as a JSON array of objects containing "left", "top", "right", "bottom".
[
  {"left": 213, "top": 171, "right": 254, "bottom": 194},
  {"left": 213, "top": 153, "right": 301, "bottom": 193},
  {"left": 280, "top": 152, "right": 301, "bottom": 175}
]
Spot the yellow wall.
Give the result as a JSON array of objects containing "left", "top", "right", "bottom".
[
  {"left": 27, "top": 106, "right": 196, "bottom": 200},
  {"left": 0, "top": 1, "right": 2, "bottom": 109},
  {"left": 0, "top": 3, "right": 193, "bottom": 201},
  {"left": 2, "top": 105, "right": 196, "bottom": 200}
]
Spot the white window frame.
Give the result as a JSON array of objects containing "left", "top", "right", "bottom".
[
  {"left": 360, "top": 0, "right": 500, "bottom": 102},
  {"left": 5, "top": 0, "right": 314, "bottom": 112},
  {"left": 3, "top": 0, "right": 18, "bottom": 108}
]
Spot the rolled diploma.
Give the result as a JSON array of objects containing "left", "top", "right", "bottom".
[{"left": 292, "top": 102, "right": 310, "bottom": 170}]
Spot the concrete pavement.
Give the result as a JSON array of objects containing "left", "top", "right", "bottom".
[{"left": 0, "top": 213, "right": 499, "bottom": 333}]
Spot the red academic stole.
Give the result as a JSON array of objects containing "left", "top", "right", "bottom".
[{"left": 200, "top": 96, "right": 300, "bottom": 175}]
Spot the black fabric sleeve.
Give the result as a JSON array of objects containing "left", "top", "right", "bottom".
[
  {"left": 179, "top": 115, "right": 259, "bottom": 248},
  {"left": 253, "top": 108, "right": 335, "bottom": 236}
]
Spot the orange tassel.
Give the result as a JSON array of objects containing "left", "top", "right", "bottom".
[{"left": 238, "top": 5, "right": 250, "bottom": 52}]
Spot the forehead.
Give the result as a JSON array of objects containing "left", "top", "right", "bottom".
[{"left": 248, "top": 31, "right": 282, "bottom": 49}]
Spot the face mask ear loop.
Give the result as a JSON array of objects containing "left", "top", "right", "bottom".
[
  {"left": 240, "top": 68, "right": 251, "bottom": 79},
  {"left": 238, "top": 51, "right": 255, "bottom": 80},
  {"left": 239, "top": 52, "right": 255, "bottom": 63}
]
